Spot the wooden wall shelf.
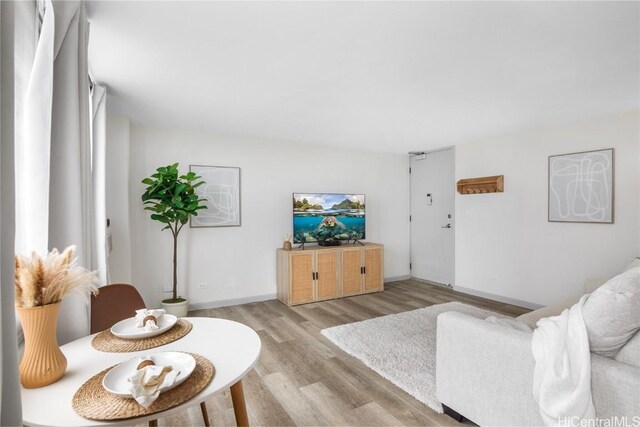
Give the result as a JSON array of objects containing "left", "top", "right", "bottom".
[{"left": 457, "top": 175, "right": 504, "bottom": 195}]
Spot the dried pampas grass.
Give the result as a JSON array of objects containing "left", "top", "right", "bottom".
[{"left": 15, "top": 246, "right": 99, "bottom": 308}]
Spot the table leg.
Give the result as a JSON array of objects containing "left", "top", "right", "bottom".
[
  {"left": 200, "top": 401, "right": 211, "bottom": 427},
  {"left": 230, "top": 380, "right": 249, "bottom": 427}
]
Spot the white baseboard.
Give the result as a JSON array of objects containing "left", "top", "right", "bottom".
[
  {"left": 385, "top": 275, "right": 412, "bottom": 283},
  {"left": 188, "top": 293, "right": 277, "bottom": 311},
  {"left": 453, "top": 285, "right": 543, "bottom": 310}
]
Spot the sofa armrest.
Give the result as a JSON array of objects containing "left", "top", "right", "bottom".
[
  {"left": 436, "top": 311, "right": 543, "bottom": 426},
  {"left": 591, "top": 353, "right": 640, "bottom": 419}
]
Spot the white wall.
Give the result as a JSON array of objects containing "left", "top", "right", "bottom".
[
  {"left": 455, "top": 111, "right": 640, "bottom": 307},
  {"left": 105, "top": 115, "right": 132, "bottom": 283},
  {"left": 128, "top": 126, "right": 410, "bottom": 308}
]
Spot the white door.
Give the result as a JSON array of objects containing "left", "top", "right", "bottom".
[{"left": 410, "top": 149, "right": 455, "bottom": 285}]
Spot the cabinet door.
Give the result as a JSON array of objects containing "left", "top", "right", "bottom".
[
  {"left": 289, "top": 252, "right": 315, "bottom": 304},
  {"left": 316, "top": 250, "right": 339, "bottom": 300},
  {"left": 342, "top": 248, "right": 363, "bottom": 295},
  {"left": 364, "top": 247, "right": 383, "bottom": 292}
]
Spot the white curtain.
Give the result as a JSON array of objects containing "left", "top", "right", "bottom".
[
  {"left": 91, "top": 83, "right": 109, "bottom": 284},
  {"left": 15, "top": 0, "right": 108, "bottom": 344},
  {"left": 1, "top": 2, "right": 23, "bottom": 425}
]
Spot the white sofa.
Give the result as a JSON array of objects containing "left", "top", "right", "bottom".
[{"left": 436, "top": 263, "right": 640, "bottom": 426}]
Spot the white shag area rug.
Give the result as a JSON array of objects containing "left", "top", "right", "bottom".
[{"left": 321, "top": 302, "right": 501, "bottom": 413}]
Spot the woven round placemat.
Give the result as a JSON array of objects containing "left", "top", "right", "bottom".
[
  {"left": 92, "top": 319, "right": 192, "bottom": 353},
  {"left": 72, "top": 352, "right": 214, "bottom": 421}
]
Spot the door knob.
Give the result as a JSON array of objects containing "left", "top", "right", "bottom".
[{"left": 441, "top": 223, "right": 452, "bottom": 228}]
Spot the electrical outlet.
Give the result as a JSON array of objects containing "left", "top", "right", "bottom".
[{"left": 198, "top": 283, "right": 208, "bottom": 290}]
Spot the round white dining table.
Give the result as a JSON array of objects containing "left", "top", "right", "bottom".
[{"left": 21, "top": 318, "right": 261, "bottom": 426}]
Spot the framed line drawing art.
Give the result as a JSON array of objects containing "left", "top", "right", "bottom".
[
  {"left": 548, "top": 148, "right": 614, "bottom": 223},
  {"left": 190, "top": 165, "right": 241, "bottom": 227}
]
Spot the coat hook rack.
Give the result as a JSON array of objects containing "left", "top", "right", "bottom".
[{"left": 457, "top": 175, "right": 504, "bottom": 195}]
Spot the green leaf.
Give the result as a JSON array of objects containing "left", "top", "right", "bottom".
[
  {"left": 150, "top": 214, "right": 170, "bottom": 223},
  {"left": 175, "top": 183, "right": 187, "bottom": 194}
]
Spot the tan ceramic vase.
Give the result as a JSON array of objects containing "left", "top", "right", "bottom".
[{"left": 17, "top": 302, "right": 67, "bottom": 388}]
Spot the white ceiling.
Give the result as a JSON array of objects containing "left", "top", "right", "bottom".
[{"left": 87, "top": 1, "right": 639, "bottom": 153}]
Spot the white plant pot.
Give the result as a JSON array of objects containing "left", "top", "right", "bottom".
[{"left": 161, "top": 299, "right": 189, "bottom": 318}]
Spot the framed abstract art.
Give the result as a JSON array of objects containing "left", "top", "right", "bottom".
[
  {"left": 190, "top": 165, "right": 241, "bottom": 227},
  {"left": 548, "top": 148, "right": 614, "bottom": 223}
]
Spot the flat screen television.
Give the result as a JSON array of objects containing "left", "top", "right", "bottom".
[{"left": 293, "top": 193, "right": 365, "bottom": 244}]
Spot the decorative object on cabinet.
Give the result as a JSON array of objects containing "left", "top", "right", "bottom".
[
  {"left": 283, "top": 233, "right": 292, "bottom": 251},
  {"left": 548, "top": 148, "right": 614, "bottom": 223},
  {"left": 276, "top": 243, "right": 384, "bottom": 306},
  {"left": 190, "top": 165, "right": 241, "bottom": 227},
  {"left": 456, "top": 175, "right": 504, "bottom": 195}
]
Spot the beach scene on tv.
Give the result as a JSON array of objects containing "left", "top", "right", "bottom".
[{"left": 293, "top": 193, "right": 365, "bottom": 244}]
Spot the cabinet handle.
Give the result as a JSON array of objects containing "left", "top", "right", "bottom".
[
  {"left": 312, "top": 272, "right": 315, "bottom": 281},
  {"left": 360, "top": 266, "right": 364, "bottom": 274},
  {"left": 316, "top": 272, "right": 319, "bottom": 280},
  {"left": 363, "top": 266, "right": 367, "bottom": 274}
]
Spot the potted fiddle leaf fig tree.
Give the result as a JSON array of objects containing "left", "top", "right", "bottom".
[{"left": 141, "top": 163, "right": 207, "bottom": 317}]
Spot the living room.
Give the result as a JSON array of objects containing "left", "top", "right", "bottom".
[{"left": 1, "top": 1, "right": 639, "bottom": 426}]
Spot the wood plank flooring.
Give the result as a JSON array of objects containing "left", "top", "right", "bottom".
[{"left": 159, "top": 280, "right": 529, "bottom": 426}]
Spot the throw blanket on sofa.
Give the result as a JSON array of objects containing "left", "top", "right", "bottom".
[{"left": 532, "top": 294, "right": 595, "bottom": 426}]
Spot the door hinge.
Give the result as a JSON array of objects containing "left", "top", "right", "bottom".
[
  {"left": 409, "top": 167, "right": 412, "bottom": 174},
  {"left": 410, "top": 262, "right": 412, "bottom": 270},
  {"left": 409, "top": 215, "right": 412, "bottom": 222}
]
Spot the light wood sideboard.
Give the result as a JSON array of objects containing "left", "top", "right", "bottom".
[{"left": 276, "top": 243, "right": 384, "bottom": 306}]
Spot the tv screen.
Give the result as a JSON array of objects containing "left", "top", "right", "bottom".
[{"left": 293, "top": 193, "right": 365, "bottom": 244}]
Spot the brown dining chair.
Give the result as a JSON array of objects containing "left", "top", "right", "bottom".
[
  {"left": 90, "top": 284, "right": 211, "bottom": 426},
  {"left": 90, "top": 283, "right": 146, "bottom": 334}
]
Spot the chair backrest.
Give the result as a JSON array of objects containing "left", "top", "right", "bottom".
[{"left": 90, "top": 283, "right": 146, "bottom": 334}]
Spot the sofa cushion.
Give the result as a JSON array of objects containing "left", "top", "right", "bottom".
[
  {"left": 517, "top": 295, "right": 578, "bottom": 329},
  {"left": 625, "top": 257, "right": 640, "bottom": 272},
  {"left": 615, "top": 330, "right": 640, "bottom": 367},
  {"left": 581, "top": 266, "right": 640, "bottom": 357},
  {"left": 486, "top": 316, "right": 532, "bottom": 332}
]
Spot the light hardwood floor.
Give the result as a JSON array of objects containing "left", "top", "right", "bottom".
[{"left": 162, "top": 280, "right": 529, "bottom": 426}]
